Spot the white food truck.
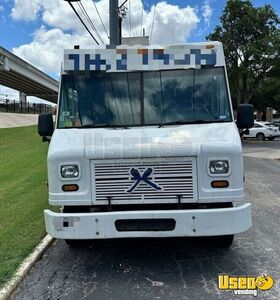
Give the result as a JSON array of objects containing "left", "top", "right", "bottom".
[{"left": 38, "top": 42, "right": 254, "bottom": 247}]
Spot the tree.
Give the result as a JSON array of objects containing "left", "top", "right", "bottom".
[
  {"left": 252, "top": 77, "right": 280, "bottom": 120},
  {"left": 207, "top": 0, "right": 280, "bottom": 108}
]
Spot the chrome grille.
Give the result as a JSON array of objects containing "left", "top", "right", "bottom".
[{"left": 92, "top": 158, "right": 197, "bottom": 204}]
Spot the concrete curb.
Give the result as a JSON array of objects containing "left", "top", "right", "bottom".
[{"left": 0, "top": 235, "right": 55, "bottom": 300}]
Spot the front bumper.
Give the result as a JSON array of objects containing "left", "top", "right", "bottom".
[{"left": 44, "top": 203, "right": 251, "bottom": 239}]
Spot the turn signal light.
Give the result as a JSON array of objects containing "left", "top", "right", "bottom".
[
  {"left": 206, "top": 44, "right": 215, "bottom": 49},
  {"left": 62, "top": 184, "right": 79, "bottom": 192},
  {"left": 211, "top": 181, "right": 229, "bottom": 188}
]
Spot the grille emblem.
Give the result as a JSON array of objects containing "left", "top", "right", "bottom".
[{"left": 126, "top": 167, "right": 163, "bottom": 193}]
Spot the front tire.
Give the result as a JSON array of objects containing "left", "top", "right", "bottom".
[{"left": 256, "top": 133, "right": 265, "bottom": 141}]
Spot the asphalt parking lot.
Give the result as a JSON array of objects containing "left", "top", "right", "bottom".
[
  {"left": 11, "top": 141, "right": 280, "bottom": 300},
  {"left": 243, "top": 138, "right": 280, "bottom": 160}
]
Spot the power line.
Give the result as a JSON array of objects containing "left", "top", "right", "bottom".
[
  {"left": 79, "top": 2, "right": 104, "bottom": 44},
  {"left": 140, "top": 0, "right": 144, "bottom": 36},
  {"left": 150, "top": 1, "right": 157, "bottom": 43},
  {"left": 119, "top": 0, "right": 129, "bottom": 9},
  {"left": 66, "top": 1, "right": 100, "bottom": 45},
  {"left": 132, "top": 3, "right": 139, "bottom": 37},
  {"left": 78, "top": 1, "right": 104, "bottom": 44},
  {"left": 129, "top": 0, "right": 132, "bottom": 37},
  {"left": 123, "top": 14, "right": 130, "bottom": 37},
  {"left": 92, "top": 0, "right": 109, "bottom": 38},
  {"left": 128, "top": 0, "right": 139, "bottom": 37}
]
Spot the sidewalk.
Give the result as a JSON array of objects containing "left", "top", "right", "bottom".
[{"left": 0, "top": 113, "right": 38, "bottom": 128}]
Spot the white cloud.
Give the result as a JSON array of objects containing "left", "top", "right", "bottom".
[
  {"left": 142, "top": 2, "right": 199, "bottom": 44},
  {"left": 13, "top": 26, "right": 93, "bottom": 74},
  {"left": 201, "top": 0, "right": 213, "bottom": 26},
  {"left": 11, "top": 0, "right": 41, "bottom": 21},
  {"left": 0, "top": 86, "right": 19, "bottom": 100},
  {"left": 11, "top": 0, "right": 201, "bottom": 74},
  {"left": 41, "top": 1, "right": 84, "bottom": 32}
]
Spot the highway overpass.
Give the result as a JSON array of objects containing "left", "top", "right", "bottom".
[{"left": 0, "top": 46, "right": 59, "bottom": 103}]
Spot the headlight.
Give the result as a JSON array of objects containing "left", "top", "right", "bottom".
[
  {"left": 61, "top": 165, "right": 79, "bottom": 178},
  {"left": 209, "top": 160, "right": 229, "bottom": 174}
]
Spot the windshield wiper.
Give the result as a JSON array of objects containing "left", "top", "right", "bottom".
[
  {"left": 81, "top": 123, "right": 129, "bottom": 129},
  {"left": 158, "top": 119, "right": 228, "bottom": 128}
]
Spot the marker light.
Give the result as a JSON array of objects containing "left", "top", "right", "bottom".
[
  {"left": 62, "top": 184, "right": 79, "bottom": 192},
  {"left": 211, "top": 181, "right": 229, "bottom": 188}
]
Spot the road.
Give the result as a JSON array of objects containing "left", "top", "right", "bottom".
[{"left": 11, "top": 143, "right": 280, "bottom": 300}]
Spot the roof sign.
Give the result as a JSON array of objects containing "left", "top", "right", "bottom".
[{"left": 64, "top": 43, "right": 222, "bottom": 72}]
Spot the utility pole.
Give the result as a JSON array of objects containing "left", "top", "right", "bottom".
[
  {"left": 66, "top": 0, "right": 126, "bottom": 46},
  {"left": 110, "top": 0, "right": 128, "bottom": 46},
  {"left": 109, "top": 0, "right": 120, "bottom": 46}
]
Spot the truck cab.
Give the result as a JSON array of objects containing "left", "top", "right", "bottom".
[{"left": 39, "top": 42, "right": 253, "bottom": 247}]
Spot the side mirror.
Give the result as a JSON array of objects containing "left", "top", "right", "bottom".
[
  {"left": 38, "top": 113, "right": 54, "bottom": 142},
  {"left": 236, "top": 104, "right": 254, "bottom": 129}
]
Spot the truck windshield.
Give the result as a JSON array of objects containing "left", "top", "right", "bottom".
[{"left": 58, "top": 67, "right": 232, "bottom": 128}]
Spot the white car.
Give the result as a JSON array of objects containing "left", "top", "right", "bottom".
[{"left": 244, "top": 121, "right": 280, "bottom": 141}]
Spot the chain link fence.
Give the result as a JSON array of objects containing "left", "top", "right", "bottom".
[{"left": 0, "top": 98, "right": 55, "bottom": 114}]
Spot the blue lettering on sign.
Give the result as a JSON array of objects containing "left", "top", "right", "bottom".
[
  {"left": 85, "top": 54, "right": 107, "bottom": 70},
  {"left": 116, "top": 53, "right": 127, "bottom": 70},
  {"left": 153, "top": 51, "right": 170, "bottom": 65},
  {"left": 68, "top": 54, "right": 80, "bottom": 71},
  {"left": 190, "top": 49, "right": 216, "bottom": 65},
  {"left": 126, "top": 167, "right": 162, "bottom": 193},
  {"left": 67, "top": 48, "right": 217, "bottom": 71},
  {"left": 174, "top": 54, "right": 191, "bottom": 65},
  {"left": 142, "top": 54, "right": 149, "bottom": 65}
]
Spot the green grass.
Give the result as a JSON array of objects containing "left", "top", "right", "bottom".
[{"left": 0, "top": 125, "right": 49, "bottom": 287}]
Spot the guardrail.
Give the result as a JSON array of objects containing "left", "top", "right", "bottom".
[{"left": 0, "top": 99, "right": 55, "bottom": 114}]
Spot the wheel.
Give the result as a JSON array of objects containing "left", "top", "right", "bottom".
[
  {"left": 211, "top": 235, "right": 234, "bottom": 248},
  {"left": 268, "top": 137, "right": 275, "bottom": 141},
  {"left": 256, "top": 133, "right": 265, "bottom": 141}
]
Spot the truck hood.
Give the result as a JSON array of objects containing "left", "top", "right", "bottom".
[{"left": 49, "top": 122, "right": 241, "bottom": 160}]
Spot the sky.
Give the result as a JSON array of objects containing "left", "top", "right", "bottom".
[{"left": 0, "top": 0, "right": 280, "bottom": 103}]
